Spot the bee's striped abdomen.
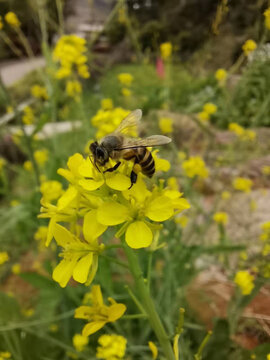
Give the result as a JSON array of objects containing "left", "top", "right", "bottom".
[{"left": 137, "top": 148, "right": 155, "bottom": 178}]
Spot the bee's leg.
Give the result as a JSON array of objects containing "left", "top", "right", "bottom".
[
  {"left": 128, "top": 170, "right": 137, "bottom": 189},
  {"left": 103, "top": 161, "right": 121, "bottom": 173}
]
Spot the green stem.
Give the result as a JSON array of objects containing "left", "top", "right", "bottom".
[{"left": 123, "top": 243, "right": 175, "bottom": 360}]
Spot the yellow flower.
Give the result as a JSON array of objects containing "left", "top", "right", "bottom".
[
  {"left": 160, "top": 42, "right": 172, "bottom": 59},
  {"left": 264, "top": 8, "right": 270, "bottom": 30},
  {"left": 53, "top": 35, "right": 90, "bottom": 79},
  {"left": 66, "top": 80, "right": 82, "bottom": 100},
  {"left": 215, "top": 68, "right": 227, "bottom": 85},
  {"left": 12, "top": 129, "right": 23, "bottom": 145},
  {"left": 229, "top": 123, "right": 256, "bottom": 141},
  {"left": 0, "top": 16, "right": 3, "bottom": 30},
  {"left": 221, "top": 191, "right": 231, "bottom": 200},
  {"left": 233, "top": 177, "right": 253, "bottom": 193},
  {"left": 49, "top": 324, "right": 59, "bottom": 332},
  {"left": 203, "top": 102, "right": 217, "bottom": 115},
  {"left": 24, "top": 160, "right": 33, "bottom": 171},
  {"left": 11, "top": 263, "right": 21, "bottom": 274},
  {"left": 121, "top": 87, "right": 131, "bottom": 97},
  {"left": 31, "top": 85, "right": 48, "bottom": 100},
  {"left": 182, "top": 156, "right": 209, "bottom": 179},
  {"left": 262, "top": 165, "right": 270, "bottom": 175},
  {"left": 159, "top": 117, "right": 173, "bottom": 134},
  {"left": 101, "top": 98, "right": 114, "bottom": 110},
  {"left": 73, "top": 334, "right": 89, "bottom": 352},
  {"left": 34, "top": 149, "right": 49, "bottom": 166},
  {"left": 242, "top": 39, "right": 257, "bottom": 56},
  {"left": 262, "top": 244, "right": 270, "bottom": 256},
  {"left": 267, "top": 354, "right": 270, "bottom": 360},
  {"left": 22, "top": 106, "right": 34, "bottom": 125},
  {"left": 75, "top": 285, "right": 126, "bottom": 337},
  {"left": 0, "top": 251, "right": 9, "bottom": 265},
  {"left": 148, "top": 341, "right": 158, "bottom": 360},
  {"left": 96, "top": 334, "right": 127, "bottom": 359},
  {"left": 197, "top": 111, "right": 210, "bottom": 122},
  {"left": 117, "top": 73, "right": 133, "bottom": 86},
  {"left": 234, "top": 270, "right": 255, "bottom": 295},
  {"left": 22, "top": 308, "right": 35, "bottom": 317},
  {"left": 51, "top": 223, "right": 105, "bottom": 287},
  {"left": 40, "top": 180, "right": 63, "bottom": 202},
  {"left": 0, "top": 351, "right": 11, "bottom": 359},
  {"left": 97, "top": 177, "right": 190, "bottom": 249},
  {"left": 5, "top": 12, "right": 20, "bottom": 27},
  {"left": 213, "top": 212, "right": 228, "bottom": 225}
]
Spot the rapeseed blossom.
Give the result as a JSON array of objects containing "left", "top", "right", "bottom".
[
  {"left": 96, "top": 334, "right": 127, "bottom": 359},
  {"left": 215, "top": 68, "right": 227, "bottom": 85},
  {"left": 23, "top": 160, "right": 33, "bottom": 172},
  {"left": 233, "top": 177, "right": 253, "bottom": 193},
  {"left": 11, "top": 263, "right": 21, "bottom": 274},
  {"left": 53, "top": 35, "right": 90, "bottom": 79},
  {"left": 118, "top": 73, "right": 133, "bottom": 86},
  {"left": 121, "top": 87, "right": 131, "bottom": 97},
  {"left": 213, "top": 212, "right": 228, "bottom": 225},
  {"left": 75, "top": 285, "right": 126, "bottom": 337},
  {"left": 234, "top": 270, "right": 255, "bottom": 295},
  {"left": 72, "top": 334, "right": 89, "bottom": 352},
  {"left": 182, "top": 156, "right": 209, "bottom": 179},
  {"left": 242, "top": 39, "right": 257, "bottom": 56},
  {"left": 264, "top": 8, "right": 270, "bottom": 30},
  {"left": 229, "top": 123, "right": 256, "bottom": 141},
  {"left": 159, "top": 117, "right": 173, "bottom": 134},
  {"left": 0, "top": 251, "right": 9, "bottom": 265},
  {"left": 22, "top": 106, "right": 34, "bottom": 125},
  {"left": 31, "top": 85, "right": 48, "bottom": 100},
  {"left": 160, "top": 42, "right": 172, "bottom": 60},
  {"left": 5, "top": 12, "right": 20, "bottom": 27},
  {"left": 198, "top": 103, "right": 217, "bottom": 122},
  {"left": 101, "top": 98, "right": 114, "bottom": 110},
  {"left": 66, "top": 80, "right": 82, "bottom": 101},
  {"left": 0, "top": 351, "right": 11, "bottom": 360},
  {"left": 40, "top": 180, "right": 63, "bottom": 202},
  {"left": 34, "top": 149, "right": 49, "bottom": 166}
]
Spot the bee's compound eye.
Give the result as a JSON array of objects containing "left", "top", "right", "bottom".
[
  {"left": 90, "top": 142, "right": 97, "bottom": 153},
  {"left": 97, "top": 148, "right": 105, "bottom": 157}
]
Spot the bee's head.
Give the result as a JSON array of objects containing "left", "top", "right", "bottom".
[{"left": 89, "top": 141, "right": 109, "bottom": 166}]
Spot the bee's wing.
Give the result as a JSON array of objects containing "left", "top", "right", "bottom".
[
  {"left": 114, "top": 109, "right": 142, "bottom": 135},
  {"left": 115, "top": 135, "right": 171, "bottom": 150}
]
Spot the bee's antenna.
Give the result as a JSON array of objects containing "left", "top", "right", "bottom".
[{"left": 89, "top": 154, "right": 101, "bottom": 173}]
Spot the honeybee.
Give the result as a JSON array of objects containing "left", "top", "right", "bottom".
[{"left": 89, "top": 109, "right": 171, "bottom": 188}]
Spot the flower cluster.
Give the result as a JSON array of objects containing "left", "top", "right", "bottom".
[
  {"left": 22, "top": 106, "right": 34, "bottom": 125},
  {"left": 242, "top": 39, "right": 257, "bottom": 56},
  {"left": 232, "top": 177, "right": 253, "bottom": 193},
  {"left": 160, "top": 42, "right": 172, "bottom": 60},
  {"left": 91, "top": 107, "right": 133, "bottom": 138},
  {"left": 159, "top": 117, "right": 173, "bottom": 134},
  {"left": 198, "top": 102, "right": 217, "bottom": 122},
  {"left": 182, "top": 156, "right": 209, "bottom": 179},
  {"left": 229, "top": 123, "right": 256, "bottom": 141},
  {"left": 53, "top": 35, "right": 90, "bottom": 79},
  {"left": 215, "top": 68, "right": 227, "bottom": 86},
  {"left": 96, "top": 334, "right": 127, "bottom": 360},
  {"left": 72, "top": 333, "right": 89, "bottom": 352},
  {"left": 31, "top": 85, "right": 48, "bottom": 100},
  {"left": 264, "top": 8, "right": 270, "bottom": 30},
  {"left": 118, "top": 73, "right": 133, "bottom": 98},
  {"left": 0, "top": 251, "right": 9, "bottom": 265},
  {"left": 213, "top": 212, "right": 228, "bottom": 225},
  {"left": 234, "top": 270, "right": 255, "bottom": 295},
  {"left": 38, "top": 141, "right": 189, "bottom": 287},
  {"left": 5, "top": 12, "right": 20, "bottom": 27},
  {"left": 66, "top": 80, "right": 82, "bottom": 101}
]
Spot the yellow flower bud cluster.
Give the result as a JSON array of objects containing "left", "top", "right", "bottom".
[
  {"left": 101, "top": 98, "right": 114, "bottom": 110},
  {"left": 182, "top": 156, "right": 209, "bottom": 179},
  {"left": 160, "top": 42, "right": 172, "bottom": 60},
  {"left": 242, "top": 39, "right": 257, "bottom": 56},
  {"left": 232, "top": 177, "right": 253, "bottom": 193},
  {"left": 229, "top": 123, "right": 256, "bottom": 142},
  {"left": 5, "top": 12, "right": 20, "bottom": 27},
  {"left": 66, "top": 80, "right": 82, "bottom": 101},
  {"left": 234, "top": 270, "right": 255, "bottom": 295},
  {"left": 31, "top": 85, "right": 48, "bottom": 100},
  {"left": 96, "top": 334, "right": 127, "bottom": 359},
  {"left": 198, "top": 102, "right": 217, "bottom": 122},
  {"left": 118, "top": 73, "right": 133, "bottom": 97},
  {"left": 22, "top": 106, "right": 34, "bottom": 125},
  {"left": 213, "top": 211, "right": 228, "bottom": 225},
  {"left": 53, "top": 35, "right": 90, "bottom": 79},
  {"left": 0, "top": 251, "right": 9, "bottom": 265},
  {"left": 72, "top": 334, "right": 89, "bottom": 352},
  {"left": 215, "top": 68, "right": 227, "bottom": 86}
]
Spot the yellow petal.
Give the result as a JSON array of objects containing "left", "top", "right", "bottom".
[
  {"left": 67, "top": 153, "right": 84, "bottom": 176},
  {"left": 92, "top": 284, "right": 103, "bottom": 306},
  {"left": 52, "top": 257, "right": 78, "bottom": 287},
  {"left": 97, "top": 201, "right": 129, "bottom": 225},
  {"left": 72, "top": 253, "right": 93, "bottom": 284},
  {"left": 125, "top": 221, "right": 153, "bottom": 249},
  {"left": 82, "top": 321, "right": 106, "bottom": 337},
  {"left": 148, "top": 341, "right": 158, "bottom": 360},
  {"left": 106, "top": 173, "right": 130, "bottom": 191},
  {"left": 108, "top": 303, "right": 127, "bottom": 321},
  {"left": 57, "top": 168, "right": 75, "bottom": 183},
  {"left": 78, "top": 157, "right": 93, "bottom": 177},
  {"left": 79, "top": 178, "right": 104, "bottom": 191},
  {"left": 123, "top": 176, "right": 150, "bottom": 202},
  {"left": 145, "top": 196, "right": 174, "bottom": 221},
  {"left": 83, "top": 210, "right": 107, "bottom": 242},
  {"left": 46, "top": 217, "right": 56, "bottom": 246},
  {"left": 85, "top": 255, "right": 98, "bottom": 286},
  {"left": 74, "top": 306, "right": 92, "bottom": 319},
  {"left": 57, "top": 186, "right": 78, "bottom": 211},
  {"left": 173, "top": 198, "right": 190, "bottom": 211},
  {"left": 53, "top": 223, "right": 75, "bottom": 247},
  {"left": 155, "top": 157, "right": 171, "bottom": 172}
]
